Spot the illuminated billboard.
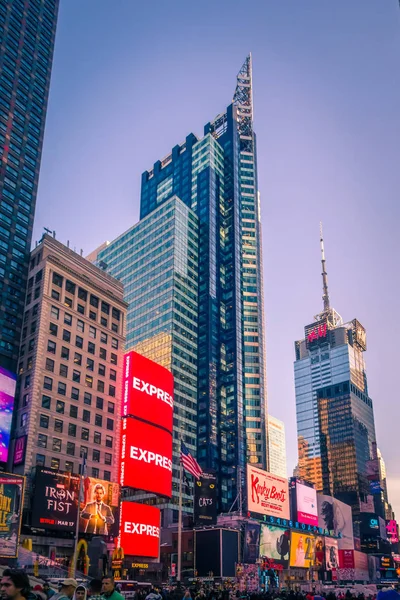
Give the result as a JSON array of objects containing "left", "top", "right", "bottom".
[
  {"left": 122, "top": 351, "right": 173, "bottom": 433},
  {"left": 289, "top": 531, "right": 316, "bottom": 568},
  {"left": 32, "top": 468, "right": 80, "bottom": 532},
  {"left": 317, "top": 494, "right": 354, "bottom": 549},
  {"left": 0, "top": 473, "right": 24, "bottom": 559},
  {"left": 247, "top": 465, "right": 290, "bottom": 519},
  {"left": 386, "top": 520, "right": 399, "bottom": 544},
  {"left": 325, "top": 537, "right": 339, "bottom": 571},
  {"left": 243, "top": 522, "right": 261, "bottom": 564},
  {"left": 296, "top": 482, "right": 318, "bottom": 526},
  {"left": 79, "top": 477, "right": 120, "bottom": 537},
  {"left": 0, "top": 366, "right": 17, "bottom": 463},
  {"left": 194, "top": 472, "right": 217, "bottom": 526},
  {"left": 118, "top": 501, "right": 160, "bottom": 558},
  {"left": 13, "top": 436, "right": 27, "bottom": 466},
  {"left": 259, "top": 524, "right": 290, "bottom": 568},
  {"left": 120, "top": 417, "right": 172, "bottom": 497}
]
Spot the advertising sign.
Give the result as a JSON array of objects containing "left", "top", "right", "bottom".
[
  {"left": 296, "top": 483, "right": 318, "bottom": 526},
  {"left": 120, "top": 417, "right": 172, "bottom": 497},
  {"left": 289, "top": 531, "right": 316, "bottom": 568},
  {"left": 259, "top": 524, "right": 290, "bottom": 568},
  {"left": 325, "top": 538, "right": 339, "bottom": 571},
  {"left": 247, "top": 465, "right": 290, "bottom": 519},
  {"left": 32, "top": 468, "right": 80, "bottom": 532},
  {"left": 243, "top": 522, "right": 261, "bottom": 564},
  {"left": 122, "top": 351, "right": 174, "bottom": 433},
  {"left": 0, "top": 473, "right": 24, "bottom": 558},
  {"left": 194, "top": 472, "right": 217, "bottom": 526},
  {"left": 80, "top": 477, "right": 119, "bottom": 537},
  {"left": 314, "top": 535, "right": 325, "bottom": 569},
  {"left": 359, "top": 495, "right": 375, "bottom": 513},
  {"left": 317, "top": 495, "right": 354, "bottom": 549},
  {"left": 386, "top": 520, "right": 399, "bottom": 543},
  {"left": 13, "top": 436, "right": 27, "bottom": 466},
  {"left": 379, "top": 516, "right": 388, "bottom": 541},
  {"left": 354, "top": 550, "right": 369, "bottom": 580},
  {"left": 339, "top": 549, "right": 355, "bottom": 569},
  {"left": 0, "top": 366, "right": 17, "bottom": 463},
  {"left": 118, "top": 501, "right": 160, "bottom": 558},
  {"left": 236, "top": 564, "right": 259, "bottom": 593}
]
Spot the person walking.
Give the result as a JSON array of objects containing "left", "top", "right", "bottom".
[
  {"left": 1, "top": 570, "right": 31, "bottom": 600},
  {"left": 52, "top": 580, "right": 78, "bottom": 600},
  {"left": 101, "top": 577, "right": 124, "bottom": 600}
]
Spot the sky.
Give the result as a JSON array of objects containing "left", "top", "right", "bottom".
[{"left": 33, "top": 1, "right": 400, "bottom": 514}]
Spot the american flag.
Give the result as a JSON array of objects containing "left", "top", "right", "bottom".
[{"left": 180, "top": 441, "right": 203, "bottom": 479}]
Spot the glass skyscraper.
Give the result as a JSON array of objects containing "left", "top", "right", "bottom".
[{"left": 0, "top": 0, "right": 59, "bottom": 372}]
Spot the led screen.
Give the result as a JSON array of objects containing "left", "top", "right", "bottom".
[{"left": 0, "top": 366, "right": 17, "bottom": 463}]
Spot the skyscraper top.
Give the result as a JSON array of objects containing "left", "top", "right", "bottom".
[
  {"left": 320, "top": 222, "right": 330, "bottom": 312},
  {"left": 233, "top": 54, "right": 254, "bottom": 153}
]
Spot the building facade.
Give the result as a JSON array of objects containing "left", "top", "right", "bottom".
[
  {"left": 12, "top": 234, "right": 126, "bottom": 490},
  {"left": 267, "top": 415, "right": 287, "bottom": 479},
  {"left": 96, "top": 196, "right": 198, "bottom": 523},
  {"left": 0, "top": 0, "right": 59, "bottom": 372}
]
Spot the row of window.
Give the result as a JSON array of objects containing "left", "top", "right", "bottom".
[
  {"left": 49, "top": 320, "right": 118, "bottom": 354},
  {"left": 35, "top": 454, "right": 111, "bottom": 481},
  {"left": 49, "top": 305, "right": 120, "bottom": 345},
  {"left": 37, "top": 432, "right": 113, "bottom": 465},
  {"left": 45, "top": 353, "right": 116, "bottom": 382},
  {"left": 38, "top": 393, "right": 114, "bottom": 414}
]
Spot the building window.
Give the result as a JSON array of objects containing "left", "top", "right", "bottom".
[
  {"left": 89, "top": 326, "right": 96, "bottom": 339},
  {"left": 77, "top": 319, "right": 84, "bottom": 333},
  {"left": 106, "top": 418, "right": 114, "bottom": 431},
  {"left": 101, "top": 301, "right": 110, "bottom": 315},
  {"left": 70, "top": 405, "right": 78, "bottom": 418},
  {"left": 86, "top": 358, "right": 94, "bottom": 371},
  {"left": 67, "top": 442, "right": 75, "bottom": 456},
  {"left": 20, "top": 413, "right": 28, "bottom": 427},
  {"left": 52, "top": 272, "right": 63, "bottom": 287},
  {"left": 38, "top": 434, "right": 47, "bottom": 448},
  {"left": 96, "top": 397, "right": 103, "bottom": 409},
  {"left": 76, "top": 335, "right": 83, "bottom": 349},
  {"left": 90, "top": 294, "right": 99, "bottom": 308},
  {"left": 100, "top": 332, "right": 107, "bottom": 344},
  {"left": 77, "top": 304, "right": 85, "bottom": 314},
  {"left": 51, "top": 305, "right": 59, "bottom": 319},
  {"left": 98, "top": 364, "right": 106, "bottom": 376},
  {"left": 51, "top": 457, "right": 60, "bottom": 470},
  {"left": 78, "top": 287, "right": 87, "bottom": 301},
  {"left": 47, "top": 340, "right": 56, "bottom": 354},
  {"left": 72, "top": 369, "right": 81, "bottom": 383},
  {"left": 59, "top": 364, "right": 68, "bottom": 377},
  {"left": 43, "top": 376, "right": 53, "bottom": 390},
  {"left": 56, "top": 400, "right": 65, "bottom": 414},
  {"left": 49, "top": 322, "right": 58, "bottom": 336},
  {"left": 108, "top": 401, "right": 115, "bottom": 414},
  {"left": 36, "top": 453, "right": 46, "bottom": 466},
  {"left": 91, "top": 467, "right": 99, "bottom": 478},
  {"left": 109, "top": 385, "right": 116, "bottom": 397},
  {"left": 100, "top": 347, "right": 107, "bottom": 360},
  {"left": 112, "top": 307, "right": 120, "bottom": 321},
  {"left": 40, "top": 414, "right": 49, "bottom": 428},
  {"left": 71, "top": 387, "right": 79, "bottom": 401},
  {"left": 92, "top": 449, "right": 100, "bottom": 463},
  {"left": 42, "top": 395, "right": 51, "bottom": 409},
  {"left": 111, "top": 353, "right": 117, "bottom": 365},
  {"left": 84, "top": 392, "right": 92, "bottom": 405},
  {"left": 111, "top": 322, "right": 118, "bottom": 333},
  {"left": 61, "top": 346, "right": 70, "bottom": 360},
  {"left": 110, "top": 369, "right": 116, "bottom": 381},
  {"left": 54, "top": 419, "right": 63, "bottom": 433},
  {"left": 65, "top": 461, "right": 74, "bottom": 473},
  {"left": 83, "top": 410, "right": 90, "bottom": 423},
  {"left": 74, "top": 352, "right": 82, "bottom": 365},
  {"left": 64, "top": 296, "right": 73, "bottom": 308},
  {"left": 94, "top": 431, "right": 101, "bottom": 444},
  {"left": 105, "top": 435, "right": 113, "bottom": 448},
  {"left": 104, "top": 471, "right": 111, "bottom": 482},
  {"left": 51, "top": 290, "right": 60, "bottom": 301},
  {"left": 81, "top": 427, "right": 89, "bottom": 441},
  {"left": 45, "top": 358, "right": 54, "bottom": 372},
  {"left": 66, "top": 280, "right": 76, "bottom": 294},
  {"left": 105, "top": 453, "right": 112, "bottom": 465},
  {"left": 64, "top": 312, "right": 72, "bottom": 326},
  {"left": 25, "top": 375, "right": 31, "bottom": 388},
  {"left": 88, "top": 342, "right": 95, "bottom": 354},
  {"left": 58, "top": 382, "right": 66, "bottom": 396},
  {"left": 89, "top": 311, "right": 97, "bottom": 321},
  {"left": 63, "top": 329, "right": 71, "bottom": 342},
  {"left": 22, "top": 393, "right": 29, "bottom": 407},
  {"left": 53, "top": 438, "right": 62, "bottom": 452},
  {"left": 85, "top": 375, "right": 93, "bottom": 388},
  {"left": 68, "top": 423, "right": 77, "bottom": 437},
  {"left": 111, "top": 338, "right": 118, "bottom": 349},
  {"left": 101, "top": 317, "right": 108, "bottom": 327},
  {"left": 80, "top": 446, "right": 88, "bottom": 459},
  {"left": 97, "top": 380, "right": 104, "bottom": 393},
  {"left": 95, "top": 414, "right": 103, "bottom": 427}
]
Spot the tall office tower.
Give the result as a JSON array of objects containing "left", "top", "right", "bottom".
[
  {"left": 12, "top": 234, "right": 126, "bottom": 487},
  {"left": 294, "top": 227, "right": 376, "bottom": 512},
  {"left": 267, "top": 415, "right": 287, "bottom": 479},
  {"left": 0, "top": 0, "right": 59, "bottom": 372},
  {"left": 96, "top": 196, "right": 198, "bottom": 523},
  {"left": 140, "top": 55, "right": 267, "bottom": 512}
]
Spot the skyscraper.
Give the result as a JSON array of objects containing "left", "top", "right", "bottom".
[
  {"left": 0, "top": 0, "right": 59, "bottom": 373},
  {"left": 139, "top": 55, "right": 267, "bottom": 512},
  {"left": 294, "top": 227, "right": 376, "bottom": 512},
  {"left": 267, "top": 415, "right": 287, "bottom": 479}
]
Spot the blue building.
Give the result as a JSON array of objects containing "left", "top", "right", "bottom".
[{"left": 0, "top": 0, "right": 59, "bottom": 372}]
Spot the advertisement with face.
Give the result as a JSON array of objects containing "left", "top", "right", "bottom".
[
  {"left": 247, "top": 465, "right": 290, "bottom": 519},
  {"left": 325, "top": 538, "right": 339, "bottom": 571},
  {"left": 118, "top": 501, "right": 160, "bottom": 558},
  {"left": 120, "top": 417, "right": 172, "bottom": 497},
  {"left": 122, "top": 351, "right": 174, "bottom": 433},
  {"left": 80, "top": 477, "right": 119, "bottom": 536},
  {"left": 0, "top": 366, "right": 17, "bottom": 463},
  {"left": 32, "top": 468, "right": 79, "bottom": 532},
  {"left": 317, "top": 494, "right": 354, "bottom": 549},
  {"left": 290, "top": 532, "right": 316, "bottom": 568},
  {"left": 314, "top": 535, "right": 325, "bottom": 569},
  {"left": 296, "top": 483, "right": 318, "bottom": 526},
  {"left": 0, "top": 474, "right": 24, "bottom": 558},
  {"left": 259, "top": 524, "right": 290, "bottom": 568},
  {"left": 243, "top": 522, "right": 261, "bottom": 564}
]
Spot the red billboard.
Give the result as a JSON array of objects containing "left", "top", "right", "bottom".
[
  {"left": 120, "top": 417, "right": 172, "bottom": 497},
  {"left": 122, "top": 351, "right": 173, "bottom": 433},
  {"left": 119, "top": 501, "right": 160, "bottom": 558},
  {"left": 339, "top": 549, "right": 355, "bottom": 569}
]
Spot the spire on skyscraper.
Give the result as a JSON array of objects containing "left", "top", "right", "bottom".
[
  {"left": 233, "top": 54, "right": 254, "bottom": 152},
  {"left": 320, "top": 222, "right": 330, "bottom": 312}
]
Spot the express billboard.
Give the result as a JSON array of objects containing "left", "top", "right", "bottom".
[
  {"left": 194, "top": 472, "right": 217, "bottom": 526},
  {"left": 289, "top": 531, "right": 316, "bottom": 568},
  {"left": 118, "top": 501, "right": 160, "bottom": 558},
  {"left": 325, "top": 538, "right": 339, "bottom": 571},
  {"left": 296, "top": 482, "right": 318, "bottom": 526},
  {"left": 120, "top": 417, "right": 172, "bottom": 497},
  {"left": 32, "top": 468, "right": 80, "bottom": 532},
  {"left": 122, "top": 351, "right": 174, "bottom": 433},
  {"left": 80, "top": 477, "right": 120, "bottom": 537},
  {"left": 247, "top": 465, "right": 290, "bottom": 519},
  {"left": 0, "top": 366, "right": 17, "bottom": 463},
  {"left": 259, "top": 524, "right": 291, "bottom": 568},
  {"left": 317, "top": 494, "right": 354, "bottom": 549},
  {"left": 0, "top": 473, "right": 24, "bottom": 558}
]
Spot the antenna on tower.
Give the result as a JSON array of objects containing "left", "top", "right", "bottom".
[{"left": 320, "top": 222, "right": 330, "bottom": 312}]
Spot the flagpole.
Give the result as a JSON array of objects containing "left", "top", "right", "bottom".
[
  {"left": 177, "top": 461, "right": 183, "bottom": 583},
  {"left": 71, "top": 453, "right": 85, "bottom": 577}
]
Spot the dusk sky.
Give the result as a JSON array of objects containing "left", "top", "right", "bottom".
[{"left": 33, "top": 1, "right": 400, "bottom": 514}]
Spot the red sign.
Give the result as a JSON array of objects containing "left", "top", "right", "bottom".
[
  {"left": 13, "top": 435, "right": 27, "bottom": 465},
  {"left": 120, "top": 418, "right": 172, "bottom": 497},
  {"left": 307, "top": 323, "right": 327, "bottom": 343},
  {"left": 122, "top": 351, "right": 174, "bottom": 433},
  {"left": 339, "top": 549, "right": 355, "bottom": 569},
  {"left": 119, "top": 502, "right": 160, "bottom": 558}
]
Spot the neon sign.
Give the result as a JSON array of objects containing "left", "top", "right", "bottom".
[{"left": 307, "top": 323, "right": 327, "bottom": 343}]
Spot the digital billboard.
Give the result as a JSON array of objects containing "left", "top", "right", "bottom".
[
  {"left": 317, "top": 494, "right": 354, "bottom": 549},
  {"left": 289, "top": 531, "right": 316, "bottom": 568},
  {"left": 247, "top": 465, "right": 290, "bottom": 519},
  {"left": 386, "top": 520, "right": 399, "bottom": 544},
  {"left": 194, "top": 472, "right": 217, "bottom": 526},
  {"left": 243, "top": 522, "right": 261, "bottom": 564},
  {"left": 325, "top": 538, "right": 339, "bottom": 571},
  {"left": 314, "top": 535, "right": 325, "bottom": 569},
  {"left": 0, "top": 366, "right": 17, "bottom": 463},
  {"left": 13, "top": 436, "right": 27, "bottom": 466},
  {"left": 339, "top": 549, "right": 355, "bottom": 569},
  {"left": 120, "top": 417, "right": 172, "bottom": 497},
  {"left": 80, "top": 477, "right": 120, "bottom": 537},
  {"left": 122, "top": 351, "right": 174, "bottom": 433},
  {"left": 259, "top": 524, "right": 290, "bottom": 568},
  {"left": 296, "top": 482, "right": 318, "bottom": 526},
  {"left": 118, "top": 501, "right": 160, "bottom": 558},
  {"left": 0, "top": 473, "right": 24, "bottom": 558},
  {"left": 32, "top": 467, "right": 80, "bottom": 532}
]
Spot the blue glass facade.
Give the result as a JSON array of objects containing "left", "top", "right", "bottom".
[{"left": 0, "top": 0, "right": 59, "bottom": 372}]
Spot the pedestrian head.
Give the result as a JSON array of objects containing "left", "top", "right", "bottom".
[
  {"left": 102, "top": 577, "right": 115, "bottom": 596},
  {"left": 1, "top": 570, "right": 31, "bottom": 600}
]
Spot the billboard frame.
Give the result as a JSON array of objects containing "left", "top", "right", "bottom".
[{"left": 0, "top": 472, "right": 25, "bottom": 559}]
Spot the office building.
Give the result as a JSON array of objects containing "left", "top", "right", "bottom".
[
  {"left": 0, "top": 0, "right": 59, "bottom": 373},
  {"left": 294, "top": 227, "right": 376, "bottom": 512},
  {"left": 95, "top": 196, "right": 198, "bottom": 523},
  {"left": 267, "top": 415, "right": 287, "bottom": 478},
  {"left": 12, "top": 234, "right": 126, "bottom": 486}
]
